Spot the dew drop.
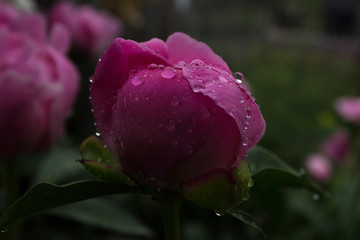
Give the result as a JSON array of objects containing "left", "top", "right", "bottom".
[
  {"left": 312, "top": 194, "right": 320, "bottom": 200},
  {"left": 176, "top": 61, "right": 187, "bottom": 68},
  {"left": 89, "top": 76, "right": 93, "bottom": 83},
  {"left": 129, "top": 69, "right": 137, "bottom": 77},
  {"left": 95, "top": 132, "right": 101, "bottom": 137},
  {"left": 161, "top": 67, "right": 177, "bottom": 79},
  {"left": 218, "top": 75, "right": 228, "bottom": 83},
  {"left": 171, "top": 96, "right": 179, "bottom": 106},
  {"left": 1, "top": 229, "right": 8, "bottom": 233},
  {"left": 205, "top": 78, "right": 215, "bottom": 87},
  {"left": 233, "top": 72, "right": 244, "bottom": 81},
  {"left": 215, "top": 210, "right": 226, "bottom": 217},
  {"left": 98, "top": 58, "right": 102, "bottom": 62},
  {"left": 131, "top": 76, "right": 144, "bottom": 86},
  {"left": 242, "top": 142, "right": 248, "bottom": 147},
  {"left": 245, "top": 107, "right": 252, "bottom": 119},
  {"left": 158, "top": 65, "right": 165, "bottom": 69},
  {"left": 147, "top": 63, "right": 158, "bottom": 70},
  {"left": 190, "top": 59, "right": 205, "bottom": 71}
]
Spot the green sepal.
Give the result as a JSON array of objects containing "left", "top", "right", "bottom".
[
  {"left": 79, "top": 160, "right": 135, "bottom": 186},
  {"left": 80, "top": 136, "right": 135, "bottom": 186},
  {"left": 181, "top": 162, "right": 253, "bottom": 214},
  {"left": 80, "top": 136, "right": 120, "bottom": 167}
]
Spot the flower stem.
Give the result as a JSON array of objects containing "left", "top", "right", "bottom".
[
  {"left": 2, "top": 157, "right": 20, "bottom": 240},
  {"left": 159, "top": 192, "right": 182, "bottom": 240}
]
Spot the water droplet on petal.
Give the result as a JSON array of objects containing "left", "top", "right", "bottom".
[
  {"left": 147, "top": 63, "right": 158, "bottom": 70},
  {"left": 218, "top": 75, "right": 228, "bottom": 83},
  {"left": 158, "top": 65, "right": 165, "bottom": 69},
  {"left": 131, "top": 76, "right": 144, "bottom": 86},
  {"left": 1, "top": 229, "right": 8, "bottom": 233},
  {"left": 245, "top": 107, "right": 252, "bottom": 119},
  {"left": 242, "top": 142, "right": 248, "bottom": 147},
  {"left": 205, "top": 78, "right": 215, "bottom": 87},
  {"left": 98, "top": 58, "right": 102, "bottom": 62},
  {"left": 234, "top": 72, "right": 244, "bottom": 80},
  {"left": 89, "top": 76, "right": 93, "bottom": 83},
  {"left": 95, "top": 132, "right": 101, "bottom": 137},
  {"left": 190, "top": 59, "right": 205, "bottom": 71},
  {"left": 176, "top": 61, "right": 187, "bottom": 68},
  {"left": 161, "top": 67, "right": 177, "bottom": 79},
  {"left": 171, "top": 96, "right": 179, "bottom": 106}
]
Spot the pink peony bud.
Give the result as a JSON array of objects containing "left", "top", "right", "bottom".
[
  {"left": 49, "top": 1, "right": 122, "bottom": 56},
  {"left": 321, "top": 129, "right": 350, "bottom": 164},
  {"left": 90, "top": 32, "right": 266, "bottom": 191},
  {"left": 0, "top": 3, "right": 79, "bottom": 158},
  {"left": 305, "top": 153, "right": 333, "bottom": 183},
  {"left": 335, "top": 96, "right": 360, "bottom": 124}
]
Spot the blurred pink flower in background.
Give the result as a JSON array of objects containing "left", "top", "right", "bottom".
[
  {"left": 49, "top": 1, "right": 122, "bottom": 56},
  {"left": 321, "top": 129, "right": 350, "bottom": 164},
  {"left": 0, "top": 1, "right": 79, "bottom": 158},
  {"left": 305, "top": 153, "right": 333, "bottom": 183},
  {"left": 335, "top": 96, "right": 360, "bottom": 124}
]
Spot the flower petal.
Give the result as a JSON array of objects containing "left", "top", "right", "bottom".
[
  {"left": 166, "top": 32, "right": 231, "bottom": 73},
  {"left": 91, "top": 38, "right": 171, "bottom": 148},
  {"left": 182, "top": 63, "right": 266, "bottom": 158}
]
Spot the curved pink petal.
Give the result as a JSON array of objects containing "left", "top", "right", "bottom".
[
  {"left": 49, "top": 23, "right": 71, "bottom": 54},
  {"left": 182, "top": 62, "right": 265, "bottom": 159},
  {"left": 91, "top": 38, "right": 171, "bottom": 145},
  {"left": 167, "top": 32, "right": 231, "bottom": 73},
  {"left": 141, "top": 38, "right": 169, "bottom": 59}
]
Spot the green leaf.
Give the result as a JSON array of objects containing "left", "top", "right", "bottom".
[
  {"left": 34, "top": 147, "right": 89, "bottom": 184},
  {"left": 79, "top": 159, "right": 135, "bottom": 185},
  {"left": 49, "top": 198, "right": 153, "bottom": 237},
  {"left": 0, "top": 180, "right": 143, "bottom": 230},
  {"left": 247, "top": 146, "right": 324, "bottom": 194},
  {"left": 229, "top": 210, "right": 267, "bottom": 239},
  {"left": 80, "top": 136, "right": 120, "bottom": 167}
]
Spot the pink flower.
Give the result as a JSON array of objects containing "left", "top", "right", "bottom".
[
  {"left": 0, "top": 3, "right": 79, "bottom": 158},
  {"left": 90, "top": 32, "right": 266, "bottom": 190},
  {"left": 335, "top": 96, "right": 360, "bottom": 124},
  {"left": 321, "top": 129, "right": 350, "bottom": 164},
  {"left": 305, "top": 153, "right": 333, "bottom": 183},
  {"left": 49, "top": 1, "right": 122, "bottom": 56},
  {"left": 0, "top": 1, "right": 71, "bottom": 53}
]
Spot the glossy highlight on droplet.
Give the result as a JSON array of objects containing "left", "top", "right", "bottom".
[
  {"left": 161, "top": 67, "right": 177, "bottom": 79},
  {"left": 131, "top": 76, "right": 145, "bottom": 86}
]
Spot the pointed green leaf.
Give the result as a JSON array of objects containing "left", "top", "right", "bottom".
[
  {"left": 229, "top": 210, "right": 267, "bottom": 239},
  {"left": 80, "top": 136, "right": 120, "bottom": 167},
  {"left": 49, "top": 198, "right": 154, "bottom": 237},
  {"left": 247, "top": 146, "right": 325, "bottom": 195},
  {"left": 0, "top": 180, "right": 143, "bottom": 230},
  {"left": 79, "top": 159, "right": 135, "bottom": 185}
]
